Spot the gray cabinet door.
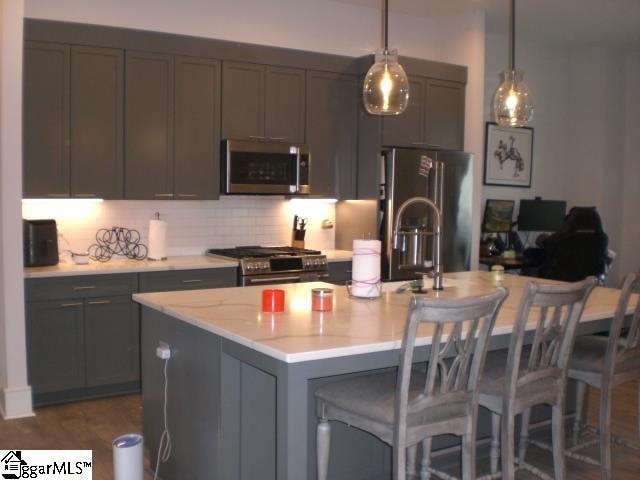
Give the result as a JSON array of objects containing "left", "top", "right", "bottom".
[
  {"left": 70, "top": 46, "right": 124, "bottom": 199},
  {"left": 425, "top": 79, "right": 465, "bottom": 150},
  {"left": 125, "top": 51, "right": 174, "bottom": 199},
  {"left": 382, "top": 76, "right": 426, "bottom": 148},
  {"left": 306, "top": 71, "right": 358, "bottom": 198},
  {"left": 27, "top": 300, "right": 84, "bottom": 394},
  {"left": 265, "top": 66, "right": 305, "bottom": 143},
  {"left": 85, "top": 295, "right": 139, "bottom": 387},
  {"left": 23, "top": 42, "right": 70, "bottom": 198},
  {"left": 174, "top": 56, "right": 221, "bottom": 200},
  {"left": 222, "top": 62, "right": 265, "bottom": 140}
]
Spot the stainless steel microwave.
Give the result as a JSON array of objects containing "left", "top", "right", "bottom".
[{"left": 222, "top": 140, "right": 310, "bottom": 195}]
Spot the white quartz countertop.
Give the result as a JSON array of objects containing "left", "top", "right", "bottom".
[
  {"left": 132, "top": 271, "right": 628, "bottom": 364},
  {"left": 24, "top": 250, "right": 352, "bottom": 279}
]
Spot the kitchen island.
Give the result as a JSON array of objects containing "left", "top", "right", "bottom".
[{"left": 133, "top": 272, "right": 627, "bottom": 480}]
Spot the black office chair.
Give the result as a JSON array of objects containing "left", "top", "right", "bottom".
[{"left": 528, "top": 207, "right": 609, "bottom": 282}]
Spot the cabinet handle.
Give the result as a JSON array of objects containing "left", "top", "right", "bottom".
[
  {"left": 182, "top": 279, "right": 202, "bottom": 284},
  {"left": 73, "top": 286, "right": 96, "bottom": 290},
  {"left": 410, "top": 142, "right": 426, "bottom": 146},
  {"left": 88, "top": 300, "right": 111, "bottom": 305},
  {"left": 60, "top": 302, "right": 83, "bottom": 307},
  {"left": 248, "top": 135, "right": 266, "bottom": 140},
  {"left": 74, "top": 193, "right": 96, "bottom": 197},
  {"left": 154, "top": 193, "right": 174, "bottom": 198},
  {"left": 429, "top": 144, "right": 442, "bottom": 148},
  {"left": 177, "top": 194, "right": 198, "bottom": 198},
  {"left": 269, "top": 137, "right": 287, "bottom": 141},
  {"left": 47, "top": 193, "right": 68, "bottom": 197}
]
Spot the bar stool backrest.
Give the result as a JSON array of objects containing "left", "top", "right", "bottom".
[
  {"left": 604, "top": 271, "right": 640, "bottom": 372},
  {"left": 504, "top": 277, "right": 597, "bottom": 403},
  {"left": 393, "top": 288, "right": 508, "bottom": 454}
]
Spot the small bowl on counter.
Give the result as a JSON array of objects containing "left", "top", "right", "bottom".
[{"left": 71, "top": 252, "right": 91, "bottom": 265}]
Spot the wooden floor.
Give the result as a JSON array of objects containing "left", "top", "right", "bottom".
[{"left": 1, "top": 383, "right": 638, "bottom": 479}]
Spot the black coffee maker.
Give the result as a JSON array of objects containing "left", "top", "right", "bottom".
[{"left": 23, "top": 219, "right": 59, "bottom": 267}]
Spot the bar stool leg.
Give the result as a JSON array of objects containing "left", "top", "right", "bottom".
[
  {"left": 501, "top": 411, "right": 516, "bottom": 480},
  {"left": 551, "top": 404, "right": 566, "bottom": 480},
  {"left": 406, "top": 444, "right": 417, "bottom": 478},
  {"left": 573, "top": 381, "right": 587, "bottom": 446},
  {"left": 637, "top": 381, "right": 640, "bottom": 443},
  {"left": 489, "top": 413, "right": 500, "bottom": 474},
  {"left": 419, "top": 438, "right": 433, "bottom": 480},
  {"left": 518, "top": 408, "right": 532, "bottom": 463},
  {"left": 317, "top": 419, "right": 331, "bottom": 480},
  {"left": 599, "top": 385, "right": 613, "bottom": 480},
  {"left": 461, "top": 416, "right": 476, "bottom": 480}
]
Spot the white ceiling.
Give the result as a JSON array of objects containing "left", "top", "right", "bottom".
[{"left": 332, "top": 0, "right": 640, "bottom": 49}]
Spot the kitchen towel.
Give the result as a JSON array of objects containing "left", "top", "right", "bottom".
[
  {"left": 148, "top": 217, "right": 168, "bottom": 260},
  {"left": 351, "top": 239, "right": 381, "bottom": 298}
]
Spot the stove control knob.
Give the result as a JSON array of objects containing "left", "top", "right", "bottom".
[{"left": 261, "top": 262, "right": 269, "bottom": 270}]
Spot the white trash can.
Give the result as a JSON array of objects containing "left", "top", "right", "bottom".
[{"left": 113, "top": 433, "right": 144, "bottom": 480}]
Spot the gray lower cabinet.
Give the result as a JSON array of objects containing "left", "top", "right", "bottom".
[
  {"left": 27, "top": 299, "right": 84, "bottom": 394},
  {"left": 306, "top": 71, "right": 358, "bottom": 198},
  {"left": 139, "top": 268, "right": 237, "bottom": 293},
  {"left": 222, "top": 62, "right": 305, "bottom": 143},
  {"left": 23, "top": 42, "right": 70, "bottom": 198},
  {"left": 85, "top": 295, "right": 139, "bottom": 387},
  {"left": 327, "top": 261, "right": 352, "bottom": 285},
  {"left": 382, "top": 76, "right": 465, "bottom": 150}
]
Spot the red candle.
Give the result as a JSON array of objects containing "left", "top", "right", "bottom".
[
  {"left": 312, "top": 288, "right": 333, "bottom": 312},
  {"left": 262, "top": 289, "right": 285, "bottom": 312}
]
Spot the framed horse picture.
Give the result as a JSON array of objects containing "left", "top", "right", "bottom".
[{"left": 483, "top": 122, "right": 534, "bottom": 187}]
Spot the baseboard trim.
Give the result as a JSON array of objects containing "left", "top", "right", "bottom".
[{"left": 1, "top": 385, "right": 35, "bottom": 419}]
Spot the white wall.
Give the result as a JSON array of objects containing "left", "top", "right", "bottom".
[
  {"left": 0, "top": 0, "right": 32, "bottom": 418},
  {"left": 483, "top": 32, "right": 570, "bottom": 233}
]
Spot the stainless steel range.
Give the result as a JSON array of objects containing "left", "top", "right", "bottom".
[{"left": 206, "top": 246, "right": 328, "bottom": 286}]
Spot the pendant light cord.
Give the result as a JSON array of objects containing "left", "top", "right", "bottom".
[
  {"left": 384, "top": 0, "right": 389, "bottom": 52},
  {"left": 509, "top": 0, "right": 515, "bottom": 70}
]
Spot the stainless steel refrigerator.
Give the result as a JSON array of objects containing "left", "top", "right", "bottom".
[{"left": 381, "top": 148, "right": 473, "bottom": 281}]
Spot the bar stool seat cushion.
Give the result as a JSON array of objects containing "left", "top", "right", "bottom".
[
  {"left": 315, "top": 370, "right": 469, "bottom": 445},
  {"left": 569, "top": 335, "right": 640, "bottom": 373}
]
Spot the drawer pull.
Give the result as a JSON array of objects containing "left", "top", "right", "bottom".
[
  {"left": 60, "top": 302, "right": 82, "bottom": 307},
  {"left": 88, "top": 300, "right": 111, "bottom": 305},
  {"left": 74, "top": 193, "right": 96, "bottom": 197},
  {"left": 177, "top": 194, "right": 198, "bottom": 198},
  {"left": 73, "top": 286, "right": 96, "bottom": 290},
  {"left": 248, "top": 135, "right": 266, "bottom": 140},
  {"left": 269, "top": 137, "right": 287, "bottom": 141},
  {"left": 154, "top": 193, "right": 174, "bottom": 198},
  {"left": 182, "top": 279, "right": 202, "bottom": 284},
  {"left": 47, "top": 193, "right": 68, "bottom": 197}
]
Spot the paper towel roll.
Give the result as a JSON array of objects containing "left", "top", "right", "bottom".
[
  {"left": 113, "top": 434, "right": 143, "bottom": 480},
  {"left": 148, "top": 219, "right": 167, "bottom": 260},
  {"left": 351, "top": 239, "right": 381, "bottom": 298}
]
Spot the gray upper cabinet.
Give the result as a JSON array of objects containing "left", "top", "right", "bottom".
[
  {"left": 222, "top": 62, "right": 305, "bottom": 143},
  {"left": 306, "top": 71, "right": 358, "bottom": 198},
  {"left": 382, "top": 76, "right": 465, "bottom": 150},
  {"left": 424, "top": 79, "right": 465, "bottom": 150},
  {"left": 71, "top": 46, "right": 124, "bottom": 199},
  {"left": 174, "top": 56, "right": 221, "bottom": 200},
  {"left": 125, "top": 51, "right": 174, "bottom": 199},
  {"left": 265, "top": 66, "right": 305, "bottom": 143},
  {"left": 23, "top": 42, "right": 70, "bottom": 198}
]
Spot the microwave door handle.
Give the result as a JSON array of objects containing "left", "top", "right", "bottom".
[{"left": 295, "top": 148, "right": 301, "bottom": 193}]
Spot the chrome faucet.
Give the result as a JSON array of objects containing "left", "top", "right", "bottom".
[{"left": 392, "top": 196, "right": 443, "bottom": 290}]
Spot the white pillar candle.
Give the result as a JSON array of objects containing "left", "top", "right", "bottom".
[{"left": 351, "top": 239, "right": 382, "bottom": 298}]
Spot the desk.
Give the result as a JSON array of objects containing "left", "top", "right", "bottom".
[
  {"left": 135, "top": 272, "right": 627, "bottom": 480},
  {"left": 480, "top": 254, "right": 528, "bottom": 270}
]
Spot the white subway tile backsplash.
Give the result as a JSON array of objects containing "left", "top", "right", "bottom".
[{"left": 22, "top": 196, "right": 335, "bottom": 257}]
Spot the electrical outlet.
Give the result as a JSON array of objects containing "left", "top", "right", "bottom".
[{"left": 156, "top": 342, "right": 171, "bottom": 360}]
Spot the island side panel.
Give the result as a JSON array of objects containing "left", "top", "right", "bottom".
[{"left": 141, "top": 307, "right": 222, "bottom": 480}]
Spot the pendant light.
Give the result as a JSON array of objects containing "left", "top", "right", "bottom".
[
  {"left": 492, "top": 0, "right": 534, "bottom": 127},
  {"left": 362, "top": 0, "right": 409, "bottom": 115}
]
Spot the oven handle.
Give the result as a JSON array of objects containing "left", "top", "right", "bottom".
[
  {"left": 249, "top": 275, "right": 302, "bottom": 284},
  {"left": 295, "top": 147, "right": 301, "bottom": 193}
]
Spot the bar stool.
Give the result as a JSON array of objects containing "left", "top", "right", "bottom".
[
  {"left": 315, "top": 288, "right": 507, "bottom": 480},
  {"left": 563, "top": 271, "right": 640, "bottom": 479},
  {"left": 476, "top": 277, "right": 596, "bottom": 480}
]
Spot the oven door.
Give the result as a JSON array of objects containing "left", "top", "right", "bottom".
[
  {"left": 223, "top": 140, "right": 310, "bottom": 194},
  {"left": 241, "top": 271, "right": 328, "bottom": 287}
]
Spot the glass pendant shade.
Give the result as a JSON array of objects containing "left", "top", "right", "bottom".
[
  {"left": 362, "top": 49, "right": 409, "bottom": 115},
  {"left": 492, "top": 69, "right": 534, "bottom": 127}
]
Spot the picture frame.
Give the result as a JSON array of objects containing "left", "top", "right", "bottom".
[{"left": 483, "top": 122, "right": 534, "bottom": 188}]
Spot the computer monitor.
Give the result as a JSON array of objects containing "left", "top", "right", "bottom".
[
  {"left": 482, "top": 199, "right": 515, "bottom": 233},
  {"left": 518, "top": 199, "right": 567, "bottom": 232}
]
